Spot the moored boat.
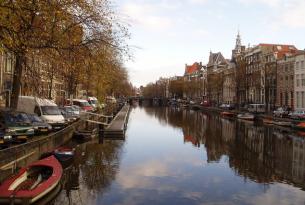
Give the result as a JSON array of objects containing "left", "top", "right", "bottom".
[
  {"left": 273, "top": 120, "right": 292, "bottom": 127},
  {"left": 0, "top": 155, "right": 62, "bottom": 204},
  {"left": 263, "top": 117, "right": 274, "bottom": 125},
  {"left": 237, "top": 113, "right": 255, "bottom": 121},
  {"left": 292, "top": 122, "right": 305, "bottom": 131},
  {"left": 53, "top": 147, "right": 75, "bottom": 167},
  {"left": 220, "top": 111, "right": 235, "bottom": 118}
]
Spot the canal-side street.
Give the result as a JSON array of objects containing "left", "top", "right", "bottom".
[{"left": 51, "top": 106, "right": 305, "bottom": 205}]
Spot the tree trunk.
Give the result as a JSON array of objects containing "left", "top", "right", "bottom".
[{"left": 10, "top": 52, "right": 25, "bottom": 109}]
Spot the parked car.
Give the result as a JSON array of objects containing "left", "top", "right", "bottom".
[
  {"left": 200, "top": 100, "right": 211, "bottom": 107},
  {"left": 189, "top": 100, "right": 196, "bottom": 105},
  {"left": 87, "top": 97, "right": 99, "bottom": 110},
  {"left": 26, "top": 113, "right": 52, "bottom": 134},
  {"left": 17, "top": 96, "right": 66, "bottom": 130},
  {"left": 289, "top": 110, "right": 305, "bottom": 120},
  {"left": 219, "top": 104, "right": 235, "bottom": 110},
  {"left": 70, "top": 99, "right": 93, "bottom": 112},
  {"left": 0, "top": 130, "right": 12, "bottom": 149},
  {"left": 59, "top": 107, "right": 79, "bottom": 123},
  {"left": 248, "top": 104, "right": 265, "bottom": 113},
  {"left": 64, "top": 105, "right": 80, "bottom": 116},
  {"left": 0, "top": 110, "right": 34, "bottom": 143},
  {"left": 273, "top": 107, "right": 291, "bottom": 118}
]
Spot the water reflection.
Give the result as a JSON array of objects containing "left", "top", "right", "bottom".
[
  {"left": 54, "top": 139, "right": 124, "bottom": 205},
  {"left": 145, "top": 107, "right": 305, "bottom": 190},
  {"left": 52, "top": 106, "right": 305, "bottom": 205}
]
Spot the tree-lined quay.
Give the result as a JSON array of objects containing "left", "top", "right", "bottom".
[
  {"left": 142, "top": 32, "right": 305, "bottom": 114},
  {"left": 0, "top": 0, "right": 134, "bottom": 108}
]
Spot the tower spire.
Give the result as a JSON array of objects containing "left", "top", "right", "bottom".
[{"left": 236, "top": 30, "right": 241, "bottom": 48}]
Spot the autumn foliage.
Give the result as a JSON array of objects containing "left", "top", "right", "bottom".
[{"left": 0, "top": 0, "right": 132, "bottom": 108}]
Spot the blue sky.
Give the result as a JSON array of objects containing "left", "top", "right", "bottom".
[{"left": 115, "top": 0, "right": 305, "bottom": 87}]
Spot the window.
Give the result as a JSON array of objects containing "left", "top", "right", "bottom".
[
  {"left": 302, "top": 61, "right": 304, "bottom": 69},
  {"left": 297, "top": 75, "right": 300, "bottom": 87},
  {"left": 5, "top": 53, "right": 13, "bottom": 73},
  {"left": 34, "top": 106, "right": 41, "bottom": 116},
  {"left": 297, "top": 92, "right": 300, "bottom": 108},
  {"left": 296, "top": 62, "right": 300, "bottom": 69},
  {"left": 302, "top": 74, "right": 305, "bottom": 86}
]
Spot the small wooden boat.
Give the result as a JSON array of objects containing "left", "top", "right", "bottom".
[
  {"left": 53, "top": 147, "right": 74, "bottom": 165},
  {"left": 0, "top": 155, "right": 62, "bottom": 204},
  {"left": 220, "top": 111, "right": 235, "bottom": 118},
  {"left": 237, "top": 113, "right": 255, "bottom": 121}
]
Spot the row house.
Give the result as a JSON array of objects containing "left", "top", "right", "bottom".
[
  {"left": 0, "top": 51, "right": 15, "bottom": 106},
  {"left": 207, "top": 52, "right": 228, "bottom": 106},
  {"left": 222, "top": 62, "right": 236, "bottom": 104},
  {"left": 262, "top": 44, "right": 297, "bottom": 111},
  {"left": 183, "top": 62, "right": 206, "bottom": 101},
  {"left": 276, "top": 54, "right": 297, "bottom": 109},
  {"left": 294, "top": 52, "right": 305, "bottom": 110},
  {"left": 242, "top": 43, "right": 297, "bottom": 111}
]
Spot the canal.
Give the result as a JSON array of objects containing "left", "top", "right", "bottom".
[{"left": 53, "top": 106, "right": 305, "bottom": 205}]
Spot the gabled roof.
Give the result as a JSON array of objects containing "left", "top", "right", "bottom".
[
  {"left": 184, "top": 62, "right": 201, "bottom": 75},
  {"left": 207, "top": 52, "right": 228, "bottom": 67}
]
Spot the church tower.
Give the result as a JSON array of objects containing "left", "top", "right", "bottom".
[{"left": 232, "top": 30, "right": 245, "bottom": 61}]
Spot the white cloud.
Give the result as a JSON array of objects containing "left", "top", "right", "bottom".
[
  {"left": 121, "top": 3, "right": 174, "bottom": 30},
  {"left": 280, "top": 1, "right": 305, "bottom": 28},
  {"left": 239, "top": 0, "right": 305, "bottom": 28},
  {"left": 238, "top": 0, "right": 282, "bottom": 7},
  {"left": 188, "top": 0, "right": 209, "bottom": 5}
]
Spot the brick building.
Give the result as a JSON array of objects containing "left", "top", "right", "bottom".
[{"left": 183, "top": 62, "right": 206, "bottom": 101}]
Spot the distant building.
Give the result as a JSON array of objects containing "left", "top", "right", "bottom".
[
  {"left": 276, "top": 53, "right": 298, "bottom": 109},
  {"left": 183, "top": 62, "right": 206, "bottom": 101},
  {"left": 207, "top": 52, "right": 229, "bottom": 105},
  {"left": 294, "top": 52, "right": 305, "bottom": 110},
  {"left": 243, "top": 43, "right": 297, "bottom": 110}
]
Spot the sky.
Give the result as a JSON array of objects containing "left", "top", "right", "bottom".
[{"left": 115, "top": 0, "right": 305, "bottom": 87}]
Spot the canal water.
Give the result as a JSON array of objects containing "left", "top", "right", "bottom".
[{"left": 53, "top": 106, "right": 305, "bottom": 205}]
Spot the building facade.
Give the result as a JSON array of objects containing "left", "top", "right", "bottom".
[
  {"left": 276, "top": 55, "right": 296, "bottom": 109},
  {"left": 183, "top": 62, "right": 205, "bottom": 101},
  {"left": 294, "top": 53, "right": 305, "bottom": 110},
  {"left": 207, "top": 52, "right": 228, "bottom": 105}
]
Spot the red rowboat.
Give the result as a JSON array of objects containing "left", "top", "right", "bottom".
[{"left": 0, "top": 155, "right": 62, "bottom": 204}]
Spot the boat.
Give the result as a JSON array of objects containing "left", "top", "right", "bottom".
[
  {"left": 237, "top": 113, "right": 255, "bottom": 121},
  {"left": 262, "top": 117, "right": 274, "bottom": 125},
  {"left": 0, "top": 155, "right": 62, "bottom": 204},
  {"left": 53, "top": 147, "right": 74, "bottom": 161},
  {"left": 40, "top": 147, "right": 75, "bottom": 168},
  {"left": 273, "top": 120, "right": 292, "bottom": 127},
  {"left": 220, "top": 111, "right": 235, "bottom": 118},
  {"left": 292, "top": 122, "right": 305, "bottom": 131}
]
